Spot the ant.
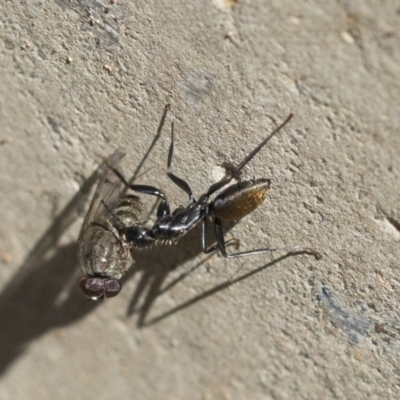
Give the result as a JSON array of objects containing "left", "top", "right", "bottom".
[{"left": 79, "top": 106, "right": 321, "bottom": 300}]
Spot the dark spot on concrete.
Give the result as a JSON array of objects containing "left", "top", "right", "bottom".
[
  {"left": 3, "top": 36, "right": 15, "bottom": 50},
  {"left": 180, "top": 70, "right": 215, "bottom": 103},
  {"left": 318, "top": 286, "right": 370, "bottom": 344},
  {"left": 47, "top": 116, "right": 61, "bottom": 134}
]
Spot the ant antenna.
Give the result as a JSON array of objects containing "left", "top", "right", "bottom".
[{"left": 206, "top": 113, "right": 294, "bottom": 197}]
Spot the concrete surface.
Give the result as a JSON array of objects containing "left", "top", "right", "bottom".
[{"left": 1, "top": 1, "right": 400, "bottom": 399}]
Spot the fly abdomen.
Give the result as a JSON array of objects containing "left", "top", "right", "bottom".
[{"left": 115, "top": 194, "right": 144, "bottom": 226}]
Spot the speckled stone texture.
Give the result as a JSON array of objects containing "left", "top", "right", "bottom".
[{"left": 0, "top": 1, "right": 399, "bottom": 399}]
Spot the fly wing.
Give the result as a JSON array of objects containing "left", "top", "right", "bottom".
[{"left": 78, "top": 148, "right": 126, "bottom": 242}]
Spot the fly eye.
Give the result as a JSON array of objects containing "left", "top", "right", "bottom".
[
  {"left": 104, "top": 279, "right": 122, "bottom": 298},
  {"left": 79, "top": 277, "right": 105, "bottom": 300}
]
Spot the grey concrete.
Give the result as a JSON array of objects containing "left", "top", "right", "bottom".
[{"left": 1, "top": 1, "right": 400, "bottom": 399}]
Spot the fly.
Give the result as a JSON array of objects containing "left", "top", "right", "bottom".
[{"left": 77, "top": 149, "right": 144, "bottom": 300}]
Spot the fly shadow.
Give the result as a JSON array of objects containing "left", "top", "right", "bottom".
[
  {"left": 0, "top": 173, "right": 100, "bottom": 376},
  {"left": 0, "top": 106, "right": 171, "bottom": 375}
]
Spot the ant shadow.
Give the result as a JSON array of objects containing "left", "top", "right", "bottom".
[
  {"left": 124, "top": 233, "right": 304, "bottom": 327},
  {"left": 0, "top": 106, "right": 313, "bottom": 375}
]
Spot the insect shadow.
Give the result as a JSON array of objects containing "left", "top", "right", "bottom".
[
  {"left": 124, "top": 240, "right": 316, "bottom": 327},
  {"left": 0, "top": 107, "right": 318, "bottom": 374},
  {"left": 0, "top": 106, "right": 170, "bottom": 375},
  {"left": 0, "top": 181, "right": 98, "bottom": 376}
]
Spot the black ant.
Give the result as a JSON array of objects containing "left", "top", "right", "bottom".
[{"left": 78, "top": 106, "right": 321, "bottom": 300}]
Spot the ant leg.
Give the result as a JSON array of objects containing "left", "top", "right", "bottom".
[
  {"left": 213, "top": 218, "right": 321, "bottom": 259},
  {"left": 201, "top": 217, "right": 218, "bottom": 253},
  {"left": 165, "top": 120, "right": 195, "bottom": 205},
  {"left": 130, "top": 184, "right": 170, "bottom": 218},
  {"left": 128, "top": 104, "right": 171, "bottom": 183},
  {"left": 106, "top": 164, "right": 171, "bottom": 218},
  {"left": 201, "top": 217, "right": 239, "bottom": 254}
]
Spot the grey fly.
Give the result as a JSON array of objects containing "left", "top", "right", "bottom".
[{"left": 77, "top": 149, "right": 144, "bottom": 300}]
